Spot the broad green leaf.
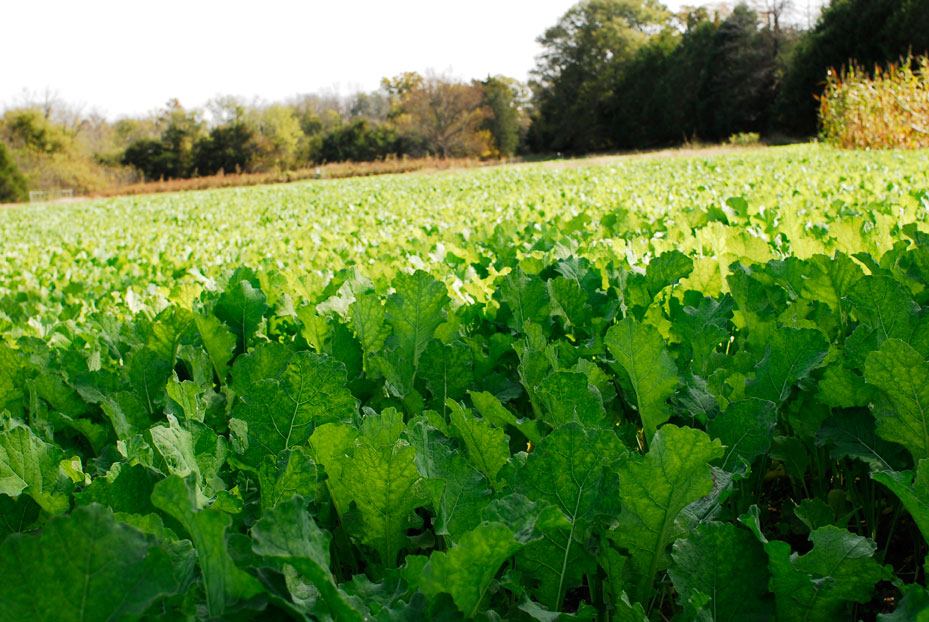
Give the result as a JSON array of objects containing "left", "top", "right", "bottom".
[
  {"left": 195, "top": 312, "right": 236, "bottom": 383},
  {"left": 350, "top": 290, "right": 390, "bottom": 365},
  {"left": 75, "top": 463, "right": 159, "bottom": 516},
  {"left": 706, "top": 398, "right": 777, "bottom": 472},
  {"left": 308, "top": 421, "right": 357, "bottom": 515},
  {"left": 645, "top": 249, "right": 694, "bottom": 297},
  {"left": 359, "top": 405, "right": 406, "bottom": 446},
  {"left": 577, "top": 357, "right": 618, "bottom": 405},
  {"left": 873, "top": 460, "right": 929, "bottom": 545},
  {"left": 470, "top": 390, "right": 518, "bottom": 428},
  {"left": 518, "top": 595, "right": 602, "bottom": 621},
  {"left": 419, "top": 522, "right": 524, "bottom": 617},
  {"left": 0, "top": 504, "right": 178, "bottom": 622},
  {"left": 308, "top": 422, "right": 358, "bottom": 468},
  {"left": 726, "top": 267, "right": 781, "bottom": 342},
  {"left": 165, "top": 378, "right": 205, "bottom": 423},
  {"left": 765, "top": 526, "right": 887, "bottom": 622},
  {"left": 498, "top": 267, "right": 550, "bottom": 333},
  {"left": 516, "top": 423, "right": 625, "bottom": 609},
  {"left": 470, "top": 389, "right": 543, "bottom": 445},
  {"left": 0, "top": 419, "right": 71, "bottom": 514},
  {"left": 316, "top": 267, "right": 374, "bottom": 318},
  {"left": 252, "top": 496, "right": 364, "bottom": 622},
  {"left": 338, "top": 410, "right": 429, "bottom": 565},
  {"left": 865, "top": 338, "right": 929, "bottom": 461},
  {"left": 669, "top": 522, "right": 771, "bottom": 622},
  {"left": 148, "top": 416, "right": 198, "bottom": 481},
  {"left": 598, "top": 544, "right": 631, "bottom": 615},
  {"left": 151, "top": 475, "right": 263, "bottom": 617},
  {"left": 517, "top": 527, "right": 596, "bottom": 612},
  {"left": 677, "top": 465, "right": 736, "bottom": 530},
  {"left": 536, "top": 371, "right": 609, "bottom": 429},
  {"left": 847, "top": 275, "right": 915, "bottom": 344},
  {"left": 548, "top": 276, "right": 593, "bottom": 331},
  {"left": 177, "top": 347, "right": 214, "bottom": 396},
  {"left": 612, "top": 425, "right": 724, "bottom": 603},
  {"left": 329, "top": 320, "right": 364, "bottom": 380},
  {"left": 745, "top": 327, "right": 828, "bottom": 404},
  {"left": 816, "top": 363, "right": 875, "bottom": 409},
  {"left": 671, "top": 294, "right": 734, "bottom": 375},
  {"left": 90, "top": 390, "right": 150, "bottom": 441},
  {"left": 296, "top": 305, "right": 329, "bottom": 353},
  {"left": 368, "top": 348, "right": 417, "bottom": 400},
  {"left": 0, "top": 345, "right": 25, "bottom": 417},
  {"left": 448, "top": 400, "right": 509, "bottom": 488},
  {"left": 420, "top": 339, "right": 473, "bottom": 409},
  {"left": 145, "top": 306, "right": 196, "bottom": 364},
  {"left": 31, "top": 372, "right": 95, "bottom": 426},
  {"left": 481, "top": 493, "right": 568, "bottom": 544},
  {"left": 793, "top": 498, "right": 837, "bottom": 532},
  {"left": 149, "top": 414, "right": 227, "bottom": 497},
  {"left": 214, "top": 271, "right": 269, "bottom": 351},
  {"left": 233, "top": 351, "right": 356, "bottom": 466},
  {"left": 605, "top": 317, "right": 678, "bottom": 442},
  {"left": 514, "top": 322, "right": 559, "bottom": 418},
  {"left": 228, "top": 341, "right": 292, "bottom": 395},
  {"left": 518, "top": 422, "right": 624, "bottom": 527},
  {"left": 675, "top": 371, "right": 721, "bottom": 425},
  {"left": 257, "top": 446, "right": 317, "bottom": 510},
  {"left": 609, "top": 594, "right": 650, "bottom": 622},
  {"left": 816, "top": 410, "right": 908, "bottom": 472},
  {"left": 0, "top": 494, "right": 41, "bottom": 539},
  {"left": 910, "top": 314, "right": 929, "bottom": 359},
  {"left": 802, "top": 252, "right": 863, "bottom": 322},
  {"left": 314, "top": 268, "right": 369, "bottom": 319},
  {"left": 340, "top": 575, "right": 430, "bottom": 621},
  {"left": 408, "top": 420, "right": 490, "bottom": 541},
  {"left": 385, "top": 269, "right": 449, "bottom": 373},
  {"left": 124, "top": 346, "right": 172, "bottom": 418}
]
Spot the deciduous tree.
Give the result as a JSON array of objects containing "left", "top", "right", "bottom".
[{"left": 399, "top": 75, "right": 490, "bottom": 159}]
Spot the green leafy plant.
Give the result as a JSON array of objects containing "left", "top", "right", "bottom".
[{"left": 1, "top": 144, "right": 929, "bottom": 620}]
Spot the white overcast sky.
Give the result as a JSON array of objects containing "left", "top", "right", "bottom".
[{"left": 1, "top": 0, "right": 818, "bottom": 119}]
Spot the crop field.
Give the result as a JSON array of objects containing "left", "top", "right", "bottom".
[{"left": 3, "top": 144, "right": 929, "bottom": 621}]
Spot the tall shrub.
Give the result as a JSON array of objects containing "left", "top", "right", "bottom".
[{"left": 0, "top": 142, "right": 28, "bottom": 203}]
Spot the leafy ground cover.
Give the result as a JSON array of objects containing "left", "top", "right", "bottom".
[{"left": 2, "top": 144, "right": 929, "bottom": 620}]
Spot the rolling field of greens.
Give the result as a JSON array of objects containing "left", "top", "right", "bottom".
[{"left": 4, "top": 144, "right": 929, "bottom": 621}]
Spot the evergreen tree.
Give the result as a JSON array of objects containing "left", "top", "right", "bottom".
[
  {"left": 778, "top": 0, "right": 929, "bottom": 135},
  {"left": 697, "top": 5, "right": 778, "bottom": 141},
  {"left": 480, "top": 76, "right": 523, "bottom": 157},
  {"left": 0, "top": 142, "right": 28, "bottom": 203}
]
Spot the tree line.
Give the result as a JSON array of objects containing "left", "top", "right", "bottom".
[
  {"left": 2, "top": 0, "right": 927, "bottom": 201},
  {"left": 529, "top": 0, "right": 929, "bottom": 152},
  {"left": 117, "top": 73, "right": 528, "bottom": 182},
  {"left": 0, "top": 73, "right": 527, "bottom": 199}
]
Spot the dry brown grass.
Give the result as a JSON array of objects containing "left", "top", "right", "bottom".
[
  {"left": 88, "top": 156, "right": 495, "bottom": 198},
  {"left": 820, "top": 55, "right": 929, "bottom": 150}
]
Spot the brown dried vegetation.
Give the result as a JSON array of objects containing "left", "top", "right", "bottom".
[{"left": 819, "top": 55, "right": 929, "bottom": 150}]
